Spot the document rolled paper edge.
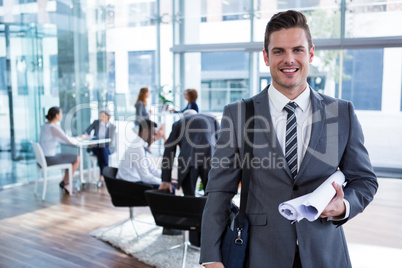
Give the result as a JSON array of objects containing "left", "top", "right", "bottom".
[
  {"left": 278, "top": 203, "right": 302, "bottom": 222},
  {"left": 301, "top": 171, "right": 346, "bottom": 222},
  {"left": 278, "top": 194, "right": 310, "bottom": 222}
]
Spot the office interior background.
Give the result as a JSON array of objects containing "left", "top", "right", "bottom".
[{"left": 0, "top": 0, "right": 402, "bottom": 189}]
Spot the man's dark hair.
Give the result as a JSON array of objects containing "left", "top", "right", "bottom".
[
  {"left": 264, "top": 10, "right": 313, "bottom": 54},
  {"left": 138, "top": 119, "right": 157, "bottom": 134}
]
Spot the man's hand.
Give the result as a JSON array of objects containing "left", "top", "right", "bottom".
[
  {"left": 158, "top": 182, "right": 173, "bottom": 193},
  {"left": 80, "top": 134, "right": 90, "bottom": 140},
  {"left": 204, "top": 262, "right": 224, "bottom": 268},
  {"left": 320, "top": 181, "right": 346, "bottom": 218}
]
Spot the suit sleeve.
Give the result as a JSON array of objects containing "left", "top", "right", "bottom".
[
  {"left": 337, "top": 102, "right": 378, "bottom": 225},
  {"left": 84, "top": 121, "right": 96, "bottom": 135},
  {"left": 107, "top": 124, "right": 116, "bottom": 154},
  {"left": 161, "top": 121, "right": 181, "bottom": 183},
  {"left": 199, "top": 104, "right": 242, "bottom": 263}
]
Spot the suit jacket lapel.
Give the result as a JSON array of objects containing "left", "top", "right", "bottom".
[
  {"left": 297, "top": 88, "right": 325, "bottom": 180},
  {"left": 253, "top": 86, "right": 291, "bottom": 177}
]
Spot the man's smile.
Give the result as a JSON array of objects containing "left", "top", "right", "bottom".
[{"left": 281, "top": 68, "right": 299, "bottom": 73}]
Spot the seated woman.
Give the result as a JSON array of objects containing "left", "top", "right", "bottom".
[
  {"left": 82, "top": 108, "right": 116, "bottom": 188},
  {"left": 173, "top": 88, "right": 199, "bottom": 113},
  {"left": 39, "top": 106, "right": 80, "bottom": 194}
]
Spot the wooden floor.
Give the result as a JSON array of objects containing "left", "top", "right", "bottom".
[
  {"left": 0, "top": 180, "right": 153, "bottom": 268},
  {"left": 0, "top": 177, "right": 401, "bottom": 267}
]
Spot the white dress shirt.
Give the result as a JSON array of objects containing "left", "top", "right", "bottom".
[
  {"left": 116, "top": 137, "right": 162, "bottom": 185},
  {"left": 98, "top": 121, "right": 110, "bottom": 139},
  {"left": 39, "top": 123, "right": 77, "bottom": 157},
  {"left": 268, "top": 84, "right": 312, "bottom": 170}
]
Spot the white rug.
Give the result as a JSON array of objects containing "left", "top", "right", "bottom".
[
  {"left": 91, "top": 216, "right": 402, "bottom": 268},
  {"left": 90, "top": 216, "right": 203, "bottom": 268}
]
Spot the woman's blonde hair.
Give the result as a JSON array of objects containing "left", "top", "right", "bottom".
[{"left": 135, "top": 87, "right": 149, "bottom": 106}]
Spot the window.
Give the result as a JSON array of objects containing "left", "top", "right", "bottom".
[
  {"left": 337, "top": 49, "right": 383, "bottom": 111},
  {"left": 128, "top": 51, "right": 156, "bottom": 103},
  {"left": 128, "top": 1, "right": 157, "bottom": 27},
  {"left": 0, "top": 57, "right": 5, "bottom": 92},
  {"left": 107, "top": 52, "right": 115, "bottom": 97},
  {"left": 345, "top": 0, "right": 402, "bottom": 38},
  {"left": 200, "top": 51, "right": 249, "bottom": 111},
  {"left": 222, "top": 0, "right": 250, "bottom": 21}
]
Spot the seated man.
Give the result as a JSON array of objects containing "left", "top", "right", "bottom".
[{"left": 82, "top": 108, "right": 116, "bottom": 188}]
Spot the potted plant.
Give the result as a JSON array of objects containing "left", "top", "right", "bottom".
[{"left": 158, "top": 85, "right": 174, "bottom": 112}]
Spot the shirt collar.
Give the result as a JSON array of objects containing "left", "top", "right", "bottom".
[
  {"left": 100, "top": 121, "right": 110, "bottom": 128},
  {"left": 268, "top": 84, "right": 311, "bottom": 112}
]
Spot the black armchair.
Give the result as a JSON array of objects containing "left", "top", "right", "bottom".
[
  {"left": 102, "top": 166, "right": 154, "bottom": 238},
  {"left": 145, "top": 189, "right": 207, "bottom": 268}
]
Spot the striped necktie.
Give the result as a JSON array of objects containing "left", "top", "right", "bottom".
[{"left": 284, "top": 102, "right": 298, "bottom": 179}]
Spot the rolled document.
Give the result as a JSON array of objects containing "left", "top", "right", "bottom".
[{"left": 278, "top": 171, "right": 345, "bottom": 222}]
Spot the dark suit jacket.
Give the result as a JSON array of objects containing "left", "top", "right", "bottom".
[
  {"left": 84, "top": 120, "right": 116, "bottom": 154},
  {"left": 200, "top": 86, "right": 378, "bottom": 267},
  {"left": 162, "top": 113, "right": 219, "bottom": 187},
  {"left": 181, "top": 102, "right": 199, "bottom": 113}
]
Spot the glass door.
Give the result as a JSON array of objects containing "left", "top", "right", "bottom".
[{"left": 0, "top": 23, "right": 44, "bottom": 187}]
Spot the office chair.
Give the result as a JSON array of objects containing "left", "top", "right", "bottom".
[
  {"left": 102, "top": 166, "right": 154, "bottom": 238},
  {"left": 145, "top": 189, "right": 207, "bottom": 268}
]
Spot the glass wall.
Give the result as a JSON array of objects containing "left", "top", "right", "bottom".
[
  {"left": 0, "top": 23, "right": 46, "bottom": 185},
  {"left": 0, "top": 0, "right": 174, "bottom": 187},
  {"left": 201, "top": 51, "right": 250, "bottom": 111}
]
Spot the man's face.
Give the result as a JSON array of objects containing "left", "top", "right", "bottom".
[
  {"left": 263, "top": 27, "right": 314, "bottom": 96},
  {"left": 100, "top": 112, "right": 109, "bottom": 124}
]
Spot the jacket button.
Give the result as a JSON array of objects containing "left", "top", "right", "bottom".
[{"left": 293, "top": 185, "right": 299, "bottom": 191}]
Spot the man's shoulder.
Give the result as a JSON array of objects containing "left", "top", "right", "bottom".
[
  {"left": 225, "top": 88, "right": 267, "bottom": 110},
  {"left": 89, "top": 120, "right": 100, "bottom": 128},
  {"left": 314, "top": 92, "right": 354, "bottom": 119},
  {"left": 315, "top": 91, "right": 349, "bottom": 106}
]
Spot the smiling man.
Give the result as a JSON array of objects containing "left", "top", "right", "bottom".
[
  {"left": 263, "top": 26, "right": 314, "bottom": 100},
  {"left": 200, "top": 10, "right": 378, "bottom": 268}
]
